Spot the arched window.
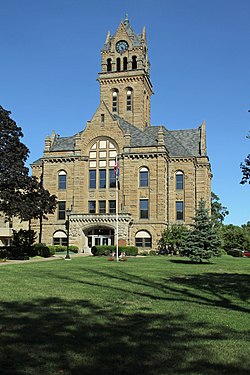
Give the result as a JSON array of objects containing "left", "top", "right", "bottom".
[
  {"left": 140, "top": 167, "right": 149, "bottom": 187},
  {"left": 53, "top": 230, "right": 67, "bottom": 246},
  {"left": 116, "top": 57, "right": 121, "bottom": 71},
  {"left": 107, "top": 58, "right": 112, "bottom": 72},
  {"left": 58, "top": 170, "right": 67, "bottom": 190},
  {"left": 132, "top": 55, "right": 137, "bottom": 69},
  {"left": 88, "top": 139, "right": 117, "bottom": 193},
  {"left": 123, "top": 57, "right": 128, "bottom": 71},
  {"left": 112, "top": 90, "right": 118, "bottom": 112},
  {"left": 135, "top": 230, "right": 152, "bottom": 248},
  {"left": 126, "top": 89, "right": 132, "bottom": 111},
  {"left": 176, "top": 171, "right": 184, "bottom": 190}
]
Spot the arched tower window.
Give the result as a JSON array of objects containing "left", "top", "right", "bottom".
[
  {"left": 123, "top": 57, "right": 128, "bottom": 71},
  {"left": 112, "top": 90, "right": 119, "bottom": 112},
  {"left": 126, "top": 89, "right": 133, "bottom": 111},
  {"left": 176, "top": 171, "right": 184, "bottom": 190},
  {"left": 132, "top": 55, "right": 137, "bottom": 69},
  {"left": 58, "top": 170, "right": 67, "bottom": 190},
  {"left": 107, "top": 58, "right": 112, "bottom": 72},
  {"left": 116, "top": 57, "right": 121, "bottom": 71},
  {"left": 139, "top": 167, "right": 149, "bottom": 187}
]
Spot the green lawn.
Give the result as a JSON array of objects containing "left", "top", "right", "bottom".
[{"left": 0, "top": 255, "right": 249, "bottom": 375}]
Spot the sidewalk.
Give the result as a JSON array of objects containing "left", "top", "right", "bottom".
[{"left": 0, "top": 253, "right": 88, "bottom": 266}]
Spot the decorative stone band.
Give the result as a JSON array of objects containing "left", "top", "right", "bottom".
[{"left": 69, "top": 213, "right": 132, "bottom": 225}]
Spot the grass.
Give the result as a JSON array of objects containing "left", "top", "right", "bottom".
[{"left": 0, "top": 255, "right": 249, "bottom": 375}]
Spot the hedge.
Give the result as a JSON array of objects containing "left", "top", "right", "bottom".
[
  {"left": 227, "top": 248, "right": 243, "bottom": 257},
  {"left": 92, "top": 245, "right": 138, "bottom": 256},
  {"left": 47, "top": 245, "right": 79, "bottom": 253}
]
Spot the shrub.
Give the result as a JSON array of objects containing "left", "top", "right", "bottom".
[
  {"left": 10, "top": 229, "right": 36, "bottom": 259},
  {"left": 91, "top": 246, "right": 98, "bottom": 256},
  {"left": 47, "top": 245, "right": 79, "bottom": 254},
  {"left": 227, "top": 248, "right": 243, "bottom": 257},
  {"left": 0, "top": 247, "right": 11, "bottom": 260},
  {"left": 149, "top": 250, "right": 157, "bottom": 256},
  {"left": 94, "top": 245, "right": 138, "bottom": 256},
  {"left": 68, "top": 246, "right": 79, "bottom": 253},
  {"left": 34, "top": 243, "right": 51, "bottom": 258}
]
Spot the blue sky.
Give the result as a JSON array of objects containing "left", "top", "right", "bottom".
[{"left": 1, "top": 0, "right": 249, "bottom": 225}]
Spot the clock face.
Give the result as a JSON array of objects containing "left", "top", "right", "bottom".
[{"left": 116, "top": 40, "right": 129, "bottom": 54}]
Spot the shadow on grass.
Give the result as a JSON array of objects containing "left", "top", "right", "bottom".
[
  {"left": 169, "top": 259, "right": 214, "bottom": 265},
  {"left": 66, "top": 267, "right": 250, "bottom": 314},
  {"left": 0, "top": 297, "right": 249, "bottom": 375}
]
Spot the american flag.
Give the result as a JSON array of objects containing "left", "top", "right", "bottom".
[{"left": 114, "top": 156, "right": 119, "bottom": 177}]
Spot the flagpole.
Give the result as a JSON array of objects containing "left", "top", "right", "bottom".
[{"left": 116, "top": 174, "right": 119, "bottom": 262}]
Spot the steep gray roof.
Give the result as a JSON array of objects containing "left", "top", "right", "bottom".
[
  {"left": 50, "top": 135, "right": 76, "bottom": 151},
  {"left": 33, "top": 116, "right": 201, "bottom": 162},
  {"left": 31, "top": 158, "right": 43, "bottom": 166},
  {"left": 115, "top": 115, "right": 201, "bottom": 157}
]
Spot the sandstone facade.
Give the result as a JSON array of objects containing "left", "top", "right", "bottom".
[{"left": 31, "top": 16, "right": 212, "bottom": 253}]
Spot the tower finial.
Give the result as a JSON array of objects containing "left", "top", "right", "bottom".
[{"left": 125, "top": 13, "right": 129, "bottom": 22}]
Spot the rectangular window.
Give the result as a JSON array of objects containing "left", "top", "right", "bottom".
[
  {"left": 135, "top": 238, "right": 152, "bottom": 248},
  {"left": 101, "top": 114, "right": 105, "bottom": 126},
  {"left": 99, "top": 169, "right": 106, "bottom": 188},
  {"left": 58, "top": 201, "right": 66, "bottom": 220},
  {"left": 127, "top": 97, "right": 132, "bottom": 111},
  {"left": 89, "top": 170, "right": 96, "bottom": 189},
  {"left": 140, "top": 171, "right": 149, "bottom": 187},
  {"left": 109, "top": 169, "right": 116, "bottom": 188},
  {"left": 109, "top": 200, "right": 116, "bottom": 214},
  {"left": 99, "top": 200, "right": 106, "bottom": 214},
  {"left": 176, "top": 201, "right": 184, "bottom": 220},
  {"left": 88, "top": 201, "right": 96, "bottom": 214},
  {"left": 58, "top": 174, "right": 66, "bottom": 189},
  {"left": 140, "top": 199, "right": 149, "bottom": 219},
  {"left": 176, "top": 174, "right": 184, "bottom": 190}
]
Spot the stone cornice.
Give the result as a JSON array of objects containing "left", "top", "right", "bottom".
[
  {"left": 70, "top": 213, "right": 133, "bottom": 225},
  {"left": 122, "top": 151, "right": 168, "bottom": 160},
  {"left": 169, "top": 157, "right": 195, "bottom": 163},
  {"left": 41, "top": 156, "right": 81, "bottom": 164}
]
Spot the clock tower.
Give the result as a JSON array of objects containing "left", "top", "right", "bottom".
[{"left": 98, "top": 15, "right": 153, "bottom": 130}]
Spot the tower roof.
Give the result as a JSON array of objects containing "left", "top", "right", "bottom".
[{"left": 102, "top": 15, "right": 143, "bottom": 51}]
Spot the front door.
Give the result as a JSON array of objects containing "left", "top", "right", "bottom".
[{"left": 87, "top": 227, "right": 114, "bottom": 249}]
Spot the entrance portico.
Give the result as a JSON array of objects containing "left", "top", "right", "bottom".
[{"left": 68, "top": 213, "right": 133, "bottom": 253}]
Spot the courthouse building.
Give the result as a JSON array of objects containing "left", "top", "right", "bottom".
[{"left": 31, "top": 16, "right": 212, "bottom": 253}]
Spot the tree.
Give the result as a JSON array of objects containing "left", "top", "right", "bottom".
[
  {"left": 20, "top": 176, "right": 57, "bottom": 242},
  {"left": 240, "top": 132, "right": 250, "bottom": 184},
  {"left": 0, "top": 106, "right": 57, "bottom": 231},
  {"left": 211, "top": 192, "right": 229, "bottom": 224},
  {"left": 185, "top": 199, "right": 221, "bottom": 262},
  {"left": 221, "top": 224, "right": 250, "bottom": 253},
  {"left": 158, "top": 224, "right": 189, "bottom": 255},
  {"left": 0, "top": 105, "right": 30, "bottom": 219}
]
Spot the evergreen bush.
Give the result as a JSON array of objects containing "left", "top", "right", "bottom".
[
  {"left": 34, "top": 243, "right": 51, "bottom": 258},
  {"left": 10, "top": 229, "right": 36, "bottom": 260},
  {"left": 0, "top": 247, "right": 11, "bottom": 260}
]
